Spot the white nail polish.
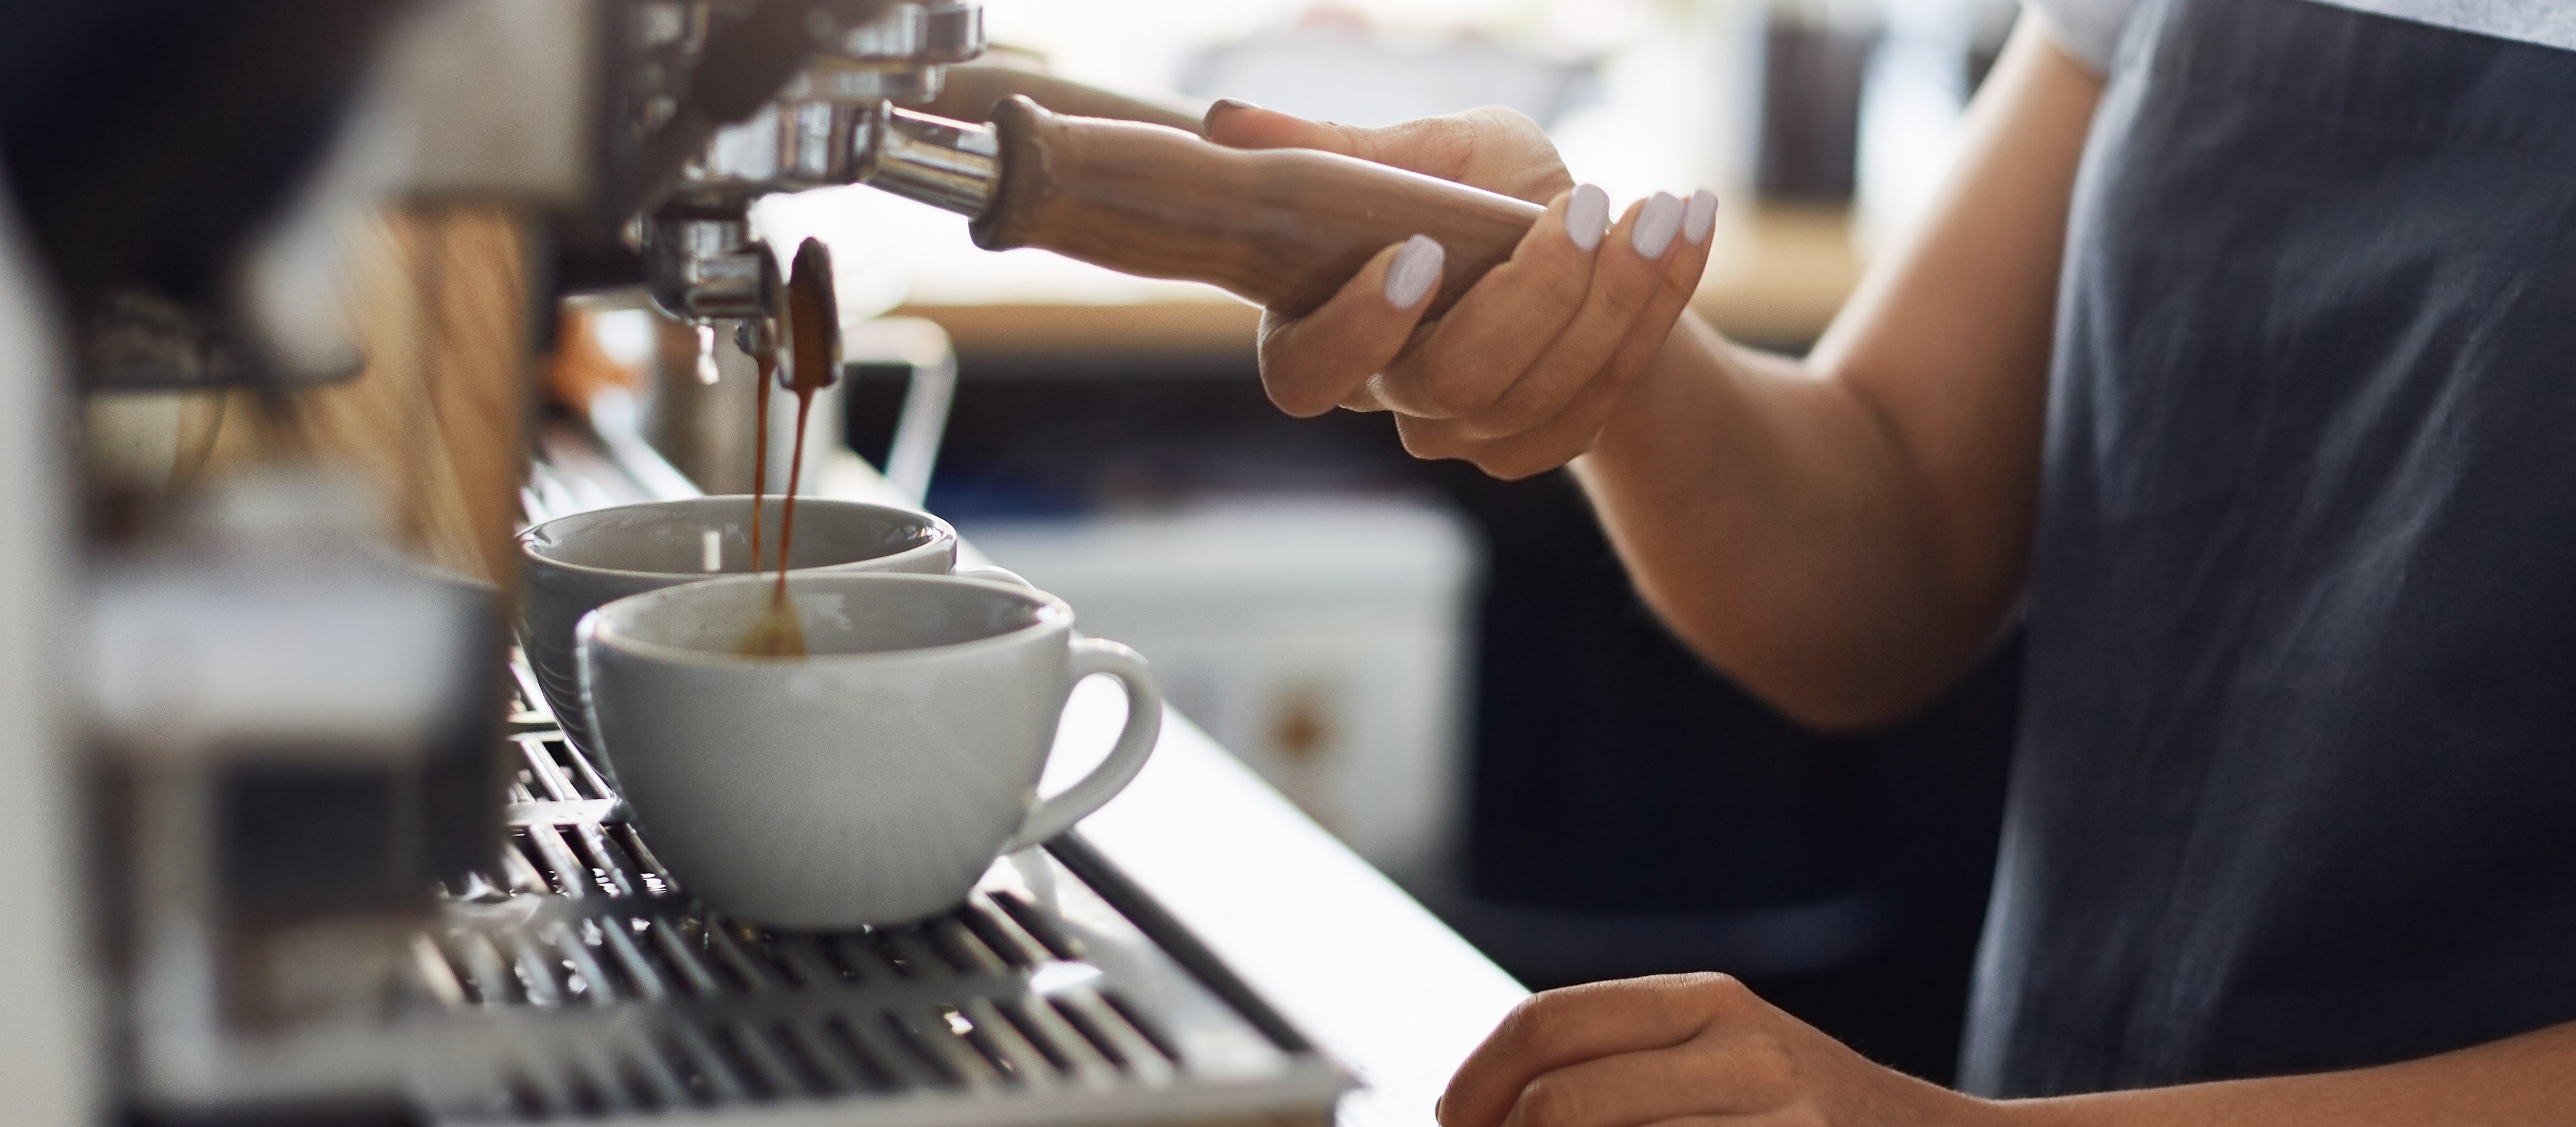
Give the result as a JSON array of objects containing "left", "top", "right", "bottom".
[
  {"left": 1633, "top": 191, "right": 1684, "bottom": 258},
  {"left": 1385, "top": 234, "right": 1446, "bottom": 308},
  {"left": 1684, "top": 189, "right": 1720, "bottom": 245},
  {"left": 1565, "top": 184, "right": 1609, "bottom": 252}
]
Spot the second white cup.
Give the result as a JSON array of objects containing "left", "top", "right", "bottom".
[{"left": 517, "top": 496, "right": 1013, "bottom": 759}]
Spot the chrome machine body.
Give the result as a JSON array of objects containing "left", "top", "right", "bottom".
[{"left": 0, "top": 3, "right": 1346, "bottom": 1125}]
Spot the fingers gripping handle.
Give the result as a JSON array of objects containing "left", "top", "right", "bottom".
[{"left": 1004, "top": 639, "right": 1163, "bottom": 852}]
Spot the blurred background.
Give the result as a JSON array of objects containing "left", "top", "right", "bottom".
[{"left": 647, "top": 0, "right": 2026, "bottom": 1085}]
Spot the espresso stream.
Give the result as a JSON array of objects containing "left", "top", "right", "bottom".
[
  {"left": 749, "top": 352, "right": 774, "bottom": 574},
  {"left": 735, "top": 240, "right": 839, "bottom": 659}
]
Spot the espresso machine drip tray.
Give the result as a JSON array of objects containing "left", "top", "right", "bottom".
[{"left": 392, "top": 658, "right": 1350, "bottom": 1126}]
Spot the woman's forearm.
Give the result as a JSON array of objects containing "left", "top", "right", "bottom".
[
  {"left": 1999, "top": 1021, "right": 2576, "bottom": 1127},
  {"left": 1574, "top": 314, "right": 1990, "bottom": 729},
  {"left": 1568, "top": 22, "right": 2101, "bottom": 728}
]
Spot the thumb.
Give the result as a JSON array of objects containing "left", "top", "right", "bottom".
[
  {"left": 1257, "top": 234, "right": 1444, "bottom": 417},
  {"left": 1203, "top": 99, "right": 1365, "bottom": 156}
]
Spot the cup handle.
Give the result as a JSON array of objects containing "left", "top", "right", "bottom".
[
  {"left": 1002, "top": 638, "right": 1162, "bottom": 852},
  {"left": 956, "top": 564, "right": 1032, "bottom": 589}
]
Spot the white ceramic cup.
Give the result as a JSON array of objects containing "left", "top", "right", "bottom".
[
  {"left": 518, "top": 496, "right": 1013, "bottom": 758},
  {"left": 576, "top": 572, "right": 1161, "bottom": 926}
]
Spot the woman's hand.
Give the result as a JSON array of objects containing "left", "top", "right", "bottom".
[
  {"left": 1204, "top": 102, "right": 1716, "bottom": 479},
  {"left": 1440, "top": 974, "right": 2000, "bottom": 1127}
]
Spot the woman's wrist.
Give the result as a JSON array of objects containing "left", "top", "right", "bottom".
[
  {"left": 1579, "top": 310, "right": 1719, "bottom": 474},
  {"left": 1875, "top": 1070, "right": 2041, "bottom": 1127}
]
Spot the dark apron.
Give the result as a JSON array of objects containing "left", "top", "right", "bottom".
[{"left": 1962, "top": 0, "right": 2576, "bottom": 1096}]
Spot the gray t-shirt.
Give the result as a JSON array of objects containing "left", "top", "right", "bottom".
[{"left": 2027, "top": 0, "right": 2576, "bottom": 71}]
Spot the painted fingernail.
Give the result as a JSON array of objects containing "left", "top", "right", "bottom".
[
  {"left": 1565, "top": 183, "right": 1609, "bottom": 253},
  {"left": 1634, "top": 191, "right": 1684, "bottom": 257},
  {"left": 1684, "top": 189, "right": 1720, "bottom": 245},
  {"left": 1385, "top": 234, "right": 1446, "bottom": 309}
]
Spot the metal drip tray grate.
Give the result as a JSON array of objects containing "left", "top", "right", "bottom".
[{"left": 391, "top": 658, "right": 1349, "bottom": 1125}]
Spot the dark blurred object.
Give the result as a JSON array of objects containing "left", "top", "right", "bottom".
[
  {"left": 0, "top": 0, "right": 929, "bottom": 394},
  {"left": 0, "top": 0, "right": 408, "bottom": 315},
  {"left": 0, "top": 0, "right": 410, "bottom": 394},
  {"left": 1754, "top": 4, "right": 1882, "bottom": 204}
]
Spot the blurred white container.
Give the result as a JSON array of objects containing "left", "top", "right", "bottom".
[{"left": 966, "top": 496, "right": 1480, "bottom": 886}]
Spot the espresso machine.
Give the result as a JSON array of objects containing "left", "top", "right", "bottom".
[{"left": 0, "top": 1, "right": 1563, "bottom": 1121}]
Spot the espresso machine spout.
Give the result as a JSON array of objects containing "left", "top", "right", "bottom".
[{"left": 643, "top": 1, "right": 986, "bottom": 331}]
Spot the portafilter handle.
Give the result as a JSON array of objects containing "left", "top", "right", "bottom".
[{"left": 856, "top": 97, "right": 1544, "bottom": 320}]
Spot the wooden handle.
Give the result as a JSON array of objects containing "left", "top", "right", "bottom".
[{"left": 970, "top": 96, "right": 1542, "bottom": 319}]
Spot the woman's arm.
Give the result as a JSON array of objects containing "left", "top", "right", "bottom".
[
  {"left": 2019, "top": 1021, "right": 2576, "bottom": 1125},
  {"left": 1432, "top": 973, "right": 2576, "bottom": 1127},
  {"left": 1219, "top": 19, "right": 2101, "bottom": 729},
  {"left": 1577, "top": 19, "right": 2103, "bottom": 728}
]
